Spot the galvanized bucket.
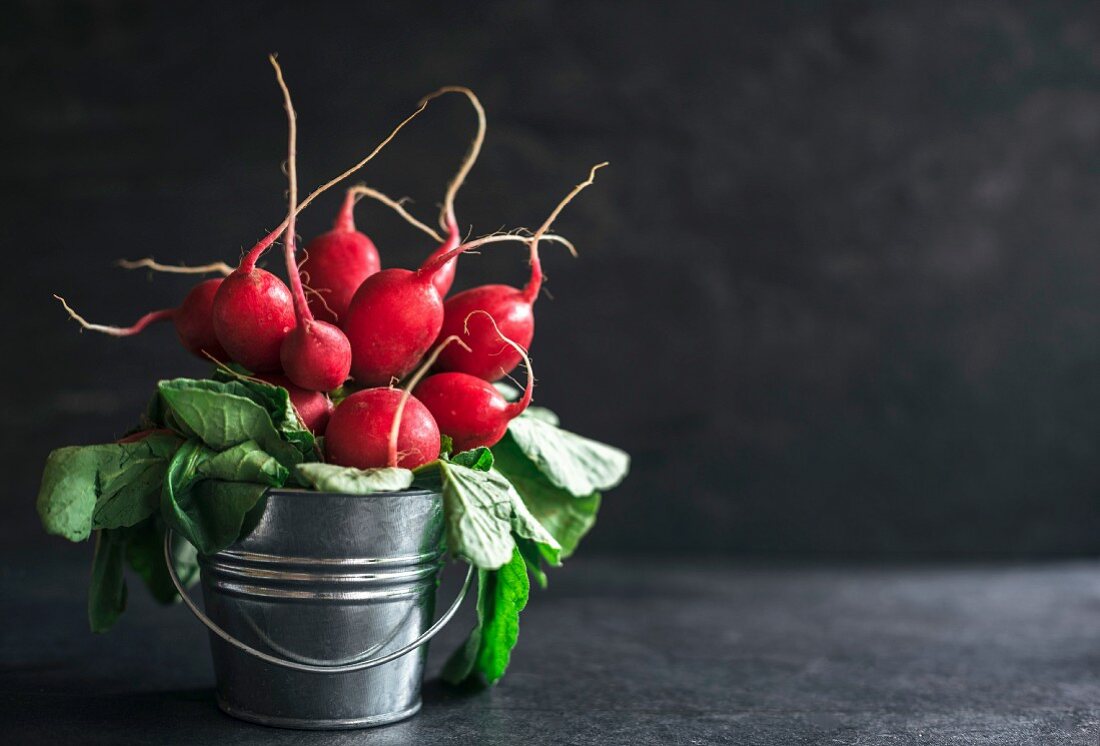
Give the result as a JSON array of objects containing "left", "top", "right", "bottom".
[{"left": 165, "top": 486, "right": 471, "bottom": 730}]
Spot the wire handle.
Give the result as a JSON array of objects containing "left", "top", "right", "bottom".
[{"left": 165, "top": 529, "right": 473, "bottom": 674}]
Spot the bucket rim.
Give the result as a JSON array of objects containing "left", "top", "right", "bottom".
[{"left": 263, "top": 484, "right": 442, "bottom": 500}]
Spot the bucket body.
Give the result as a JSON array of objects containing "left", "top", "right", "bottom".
[{"left": 198, "top": 486, "right": 445, "bottom": 729}]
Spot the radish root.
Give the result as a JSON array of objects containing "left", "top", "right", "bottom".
[
  {"left": 418, "top": 87, "right": 486, "bottom": 234},
  {"left": 419, "top": 231, "right": 577, "bottom": 277},
  {"left": 387, "top": 334, "right": 471, "bottom": 467},
  {"left": 240, "top": 62, "right": 433, "bottom": 271},
  {"left": 344, "top": 185, "right": 578, "bottom": 257},
  {"left": 347, "top": 185, "right": 444, "bottom": 242},
  {"left": 54, "top": 295, "right": 174, "bottom": 336},
  {"left": 463, "top": 310, "right": 534, "bottom": 413},
  {"left": 117, "top": 258, "right": 233, "bottom": 276},
  {"left": 202, "top": 351, "right": 270, "bottom": 387},
  {"left": 523, "top": 162, "right": 608, "bottom": 303},
  {"left": 271, "top": 56, "right": 311, "bottom": 323},
  {"left": 302, "top": 285, "right": 337, "bottom": 320}
]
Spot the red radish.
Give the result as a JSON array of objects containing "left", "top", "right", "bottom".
[
  {"left": 172, "top": 278, "right": 229, "bottom": 359},
  {"left": 211, "top": 264, "right": 295, "bottom": 373},
  {"left": 257, "top": 374, "right": 334, "bottom": 435},
  {"left": 341, "top": 232, "right": 508, "bottom": 386},
  {"left": 53, "top": 277, "right": 228, "bottom": 361},
  {"left": 210, "top": 55, "right": 430, "bottom": 373},
  {"left": 298, "top": 188, "right": 380, "bottom": 324},
  {"left": 415, "top": 312, "right": 534, "bottom": 451},
  {"left": 434, "top": 162, "right": 606, "bottom": 381},
  {"left": 324, "top": 336, "right": 468, "bottom": 469},
  {"left": 270, "top": 64, "right": 352, "bottom": 392},
  {"left": 324, "top": 388, "right": 438, "bottom": 469}
]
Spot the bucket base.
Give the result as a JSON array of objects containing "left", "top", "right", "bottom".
[{"left": 216, "top": 696, "right": 422, "bottom": 730}]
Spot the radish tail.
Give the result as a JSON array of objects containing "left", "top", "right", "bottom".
[
  {"left": 271, "top": 56, "right": 312, "bottom": 323},
  {"left": 462, "top": 310, "right": 534, "bottom": 416},
  {"left": 117, "top": 258, "right": 233, "bottom": 276},
  {"left": 54, "top": 295, "right": 174, "bottom": 337},
  {"left": 522, "top": 162, "right": 608, "bottom": 304}
]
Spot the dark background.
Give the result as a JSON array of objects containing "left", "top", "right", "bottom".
[{"left": 5, "top": 0, "right": 1100, "bottom": 560}]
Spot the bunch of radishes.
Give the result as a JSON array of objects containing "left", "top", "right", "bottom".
[{"left": 57, "top": 58, "right": 604, "bottom": 474}]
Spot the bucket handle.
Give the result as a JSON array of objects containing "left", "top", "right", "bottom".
[{"left": 165, "top": 530, "right": 474, "bottom": 674}]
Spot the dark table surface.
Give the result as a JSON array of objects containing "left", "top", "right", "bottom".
[{"left": 5, "top": 552, "right": 1100, "bottom": 745}]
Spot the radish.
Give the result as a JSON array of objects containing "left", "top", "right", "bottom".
[
  {"left": 270, "top": 63, "right": 352, "bottom": 392},
  {"left": 210, "top": 55, "right": 430, "bottom": 373},
  {"left": 434, "top": 163, "right": 606, "bottom": 381},
  {"left": 324, "top": 336, "right": 468, "bottom": 469},
  {"left": 297, "top": 184, "right": 449, "bottom": 324},
  {"left": 172, "top": 278, "right": 229, "bottom": 360},
  {"left": 298, "top": 188, "right": 380, "bottom": 324},
  {"left": 324, "top": 388, "right": 437, "bottom": 470},
  {"left": 340, "top": 229, "right": 516, "bottom": 386},
  {"left": 257, "top": 374, "right": 334, "bottom": 435},
  {"left": 415, "top": 312, "right": 533, "bottom": 452},
  {"left": 211, "top": 265, "right": 295, "bottom": 372},
  {"left": 54, "top": 277, "right": 228, "bottom": 361}
]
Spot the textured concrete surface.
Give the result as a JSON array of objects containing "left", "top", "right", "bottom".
[{"left": 5, "top": 554, "right": 1100, "bottom": 744}]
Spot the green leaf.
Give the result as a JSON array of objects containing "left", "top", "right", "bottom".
[
  {"left": 437, "top": 460, "right": 517, "bottom": 570},
  {"left": 160, "top": 440, "right": 273, "bottom": 555},
  {"left": 228, "top": 377, "right": 317, "bottom": 458},
  {"left": 156, "top": 379, "right": 309, "bottom": 471},
  {"left": 435, "top": 458, "right": 560, "bottom": 571},
  {"left": 505, "top": 414, "right": 629, "bottom": 496},
  {"left": 506, "top": 481, "right": 562, "bottom": 565},
  {"left": 158, "top": 379, "right": 276, "bottom": 448},
  {"left": 523, "top": 407, "right": 560, "bottom": 425},
  {"left": 443, "top": 548, "right": 530, "bottom": 687},
  {"left": 492, "top": 436, "right": 601, "bottom": 560},
  {"left": 88, "top": 529, "right": 128, "bottom": 633},
  {"left": 196, "top": 440, "right": 288, "bottom": 485},
  {"left": 38, "top": 435, "right": 182, "bottom": 542},
  {"left": 188, "top": 481, "right": 270, "bottom": 553},
  {"left": 124, "top": 518, "right": 198, "bottom": 604},
  {"left": 440, "top": 434, "right": 454, "bottom": 458},
  {"left": 296, "top": 463, "right": 414, "bottom": 494},
  {"left": 515, "top": 535, "right": 548, "bottom": 589},
  {"left": 492, "top": 381, "right": 522, "bottom": 401},
  {"left": 92, "top": 433, "right": 182, "bottom": 531},
  {"left": 451, "top": 446, "right": 493, "bottom": 471}
]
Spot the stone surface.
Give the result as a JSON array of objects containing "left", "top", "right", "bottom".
[{"left": 5, "top": 553, "right": 1100, "bottom": 744}]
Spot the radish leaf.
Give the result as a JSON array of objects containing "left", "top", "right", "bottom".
[
  {"left": 88, "top": 529, "right": 128, "bottom": 633},
  {"left": 442, "top": 546, "right": 529, "bottom": 687},
  {"left": 436, "top": 459, "right": 559, "bottom": 571},
  {"left": 505, "top": 414, "right": 629, "bottom": 497},
  {"left": 296, "top": 463, "right": 413, "bottom": 493},
  {"left": 38, "top": 434, "right": 182, "bottom": 542},
  {"left": 492, "top": 436, "right": 600, "bottom": 560}
]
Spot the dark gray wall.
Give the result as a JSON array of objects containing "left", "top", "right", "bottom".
[{"left": 6, "top": 0, "right": 1100, "bottom": 557}]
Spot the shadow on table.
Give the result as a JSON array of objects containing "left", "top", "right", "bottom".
[{"left": 421, "top": 675, "right": 487, "bottom": 707}]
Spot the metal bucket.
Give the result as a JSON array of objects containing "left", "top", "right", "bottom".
[{"left": 165, "top": 486, "right": 471, "bottom": 730}]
